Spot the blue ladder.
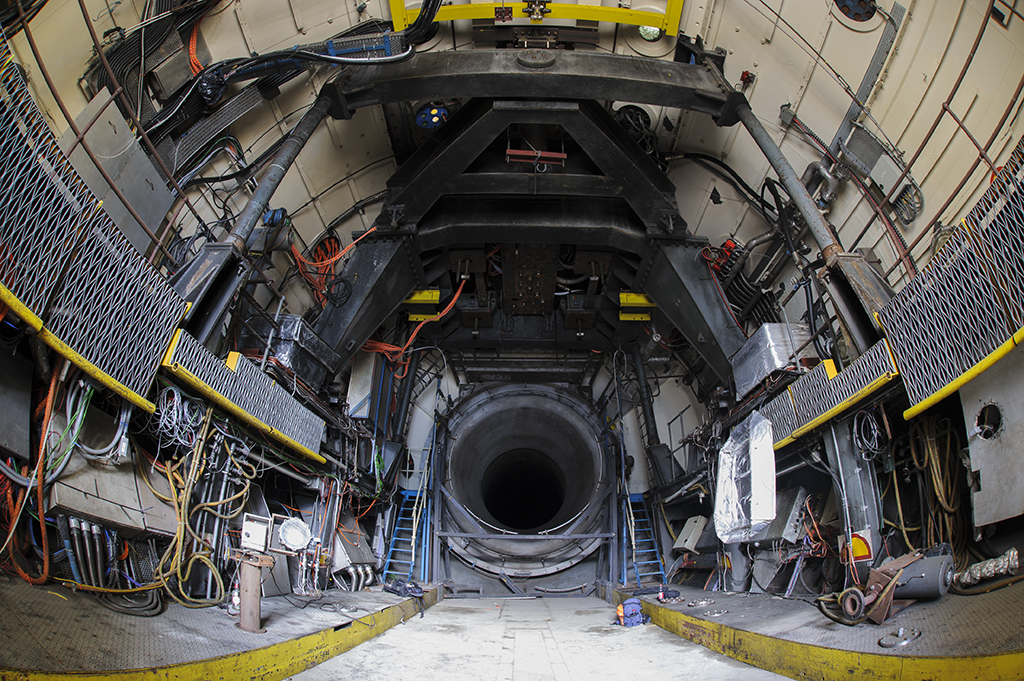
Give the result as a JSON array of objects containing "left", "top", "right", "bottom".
[
  {"left": 625, "top": 493, "right": 667, "bottom": 586},
  {"left": 383, "top": 490, "right": 419, "bottom": 581}
]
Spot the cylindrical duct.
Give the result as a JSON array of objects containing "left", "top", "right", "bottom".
[
  {"left": 894, "top": 554, "right": 955, "bottom": 600},
  {"left": 443, "top": 384, "right": 609, "bottom": 576}
]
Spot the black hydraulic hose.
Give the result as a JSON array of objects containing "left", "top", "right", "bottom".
[
  {"left": 98, "top": 590, "right": 163, "bottom": 617},
  {"left": 402, "top": 0, "right": 443, "bottom": 44},
  {"left": 91, "top": 523, "right": 105, "bottom": 589},
  {"left": 78, "top": 520, "right": 96, "bottom": 587}
]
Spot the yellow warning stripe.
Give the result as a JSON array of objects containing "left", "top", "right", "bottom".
[
  {"left": 0, "top": 588, "right": 437, "bottom": 680},
  {"left": 612, "top": 590, "right": 1024, "bottom": 681}
]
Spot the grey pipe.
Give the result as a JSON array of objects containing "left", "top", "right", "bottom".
[
  {"left": 630, "top": 345, "right": 661, "bottom": 448},
  {"left": 346, "top": 566, "right": 356, "bottom": 591},
  {"left": 71, "top": 518, "right": 94, "bottom": 586},
  {"left": 721, "top": 229, "right": 778, "bottom": 292},
  {"left": 237, "top": 447, "right": 314, "bottom": 486},
  {"left": 801, "top": 161, "right": 839, "bottom": 206},
  {"left": 736, "top": 103, "right": 840, "bottom": 258},
  {"left": 228, "top": 97, "right": 333, "bottom": 249}
]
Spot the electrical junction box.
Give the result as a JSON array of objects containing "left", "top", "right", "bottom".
[
  {"left": 673, "top": 515, "right": 708, "bottom": 553},
  {"left": 241, "top": 513, "right": 271, "bottom": 553},
  {"left": 870, "top": 153, "right": 913, "bottom": 199}
]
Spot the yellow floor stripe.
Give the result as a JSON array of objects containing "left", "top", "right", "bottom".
[
  {"left": 0, "top": 588, "right": 436, "bottom": 681},
  {"left": 612, "top": 590, "right": 1024, "bottom": 681}
]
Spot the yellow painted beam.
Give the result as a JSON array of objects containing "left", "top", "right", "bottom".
[
  {"left": 408, "top": 313, "right": 437, "bottom": 322},
  {"left": 791, "top": 371, "right": 898, "bottom": 439},
  {"left": 390, "top": 0, "right": 683, "bottom": 34},
  {"left": 612, "top": 590, "right": 1024, "bottom": 681},
  {"left": 162, "top": 331, "right": 326, "bottom": 464},
  {"left": 403, "top": 289, "right": 441, "bottom": 304},
  {"left": 619, "top": 292, "right": 657, "bottom": 308},
  {"left": 619, "top": 312, "right": 651, "bottom": 322},
  {"left": 0, "top": 283, "right": 156, "bottom": 413},
  {"left": 0, "top": 588, "right": 438, "bottom": 680}
]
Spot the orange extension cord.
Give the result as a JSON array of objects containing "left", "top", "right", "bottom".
[
  {"left": 7, "top": 360, "right": 60, "bottom": 585},
  {"left": 363, "top": 278, "right": 466, "bottom": 377},
  {"left": 290, "top": 226, "right": 379, "bottom": 307}
]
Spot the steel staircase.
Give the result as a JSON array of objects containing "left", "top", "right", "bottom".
[
  {"left": 623, "top": 493, "right": 667, "bottom": 586},
  {"left": 384, "top": 490, "right": 422, "bottom": 581}
]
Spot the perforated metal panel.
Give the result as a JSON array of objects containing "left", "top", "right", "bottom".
[
  {"left": 880, "top": 135, "right": 1024, "bottom": 408},
  {"left": 0, "top": 38, "right": 185, "bottom": 405},
  {"left": 790, "top": 340, "right": 898, "bottom": 434},
  {"left": 760, "top": 391, "right": 799, "bottom": 447},
  {"left": 163, "top": 330, "right": 325, "bottom": 458}
]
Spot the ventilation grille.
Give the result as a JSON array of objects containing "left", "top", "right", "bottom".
[
  {"left": 879, "top": 136, "right": 1024, "bottom": 411},
  {"left": 0, "top": 40, "right": 184, "bottom": 408},
  {"left": 163, "top": 330, "right": 325, "bottom": 460}
]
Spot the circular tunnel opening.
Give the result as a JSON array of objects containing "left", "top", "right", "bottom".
[
  {"left": 481, "top": 448, "right": 566, "bottom": 531},
  {"left": 444, "top": 384, "right": 608, "bottom": 574}
]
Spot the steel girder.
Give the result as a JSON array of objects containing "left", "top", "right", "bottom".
[
  {"left": 314, "top": 239, "right": 423, "bottom": 368},
  {"left": 377, "top": 98, "right": 683, "bottom": 232},
  {"left": 313, "top": 49, "right": 749, "bottom": 389},
  {"left": 323, "top": 49, "right": 744, "bottom": 126},
  {"left": 635, "top": 241, "right": 748, "bottom": 385}
]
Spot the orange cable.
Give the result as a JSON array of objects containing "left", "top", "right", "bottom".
[
  {"left": 355, "top": 497, "right": 376, "bottom": 519},
  {"left": 363, "top": 278, "right": 466, "bottom": 363},
  {"left": 10, "top": 360, "right": 60, "bottom": 586},
  {"left": 293, "top": 226, "right": 378, "bottom": 269},
  {"left": 189, "top": 22, "right": 202, "bottom": 74}
]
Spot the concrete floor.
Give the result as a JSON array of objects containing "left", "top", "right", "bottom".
[{"left": 286, "top": 596, "right": 785, "bottom": 680}]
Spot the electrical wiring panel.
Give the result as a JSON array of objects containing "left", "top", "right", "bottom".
[{"left": 46, "top": 408, "right": 177, "bottom": 536}]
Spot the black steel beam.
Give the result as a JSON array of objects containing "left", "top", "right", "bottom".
[
  {"left": 376, "top": 99, "right": 682, "bottom": 231},
  {"left": 314, "top": 238, "right": 422, "bottom": 369},
  {"left": 326, "top": 49, "right": 743, "bottom": 126},
  {"left": 412, "top": 197, "right": 654, "bottom": 254},
  {"left": 636, "top": 241, "right": 747, "bottom": 384}
]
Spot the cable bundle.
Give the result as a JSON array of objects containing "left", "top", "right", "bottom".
[{"left": 363, "top": 279, "right": 466, "bottom": 376}]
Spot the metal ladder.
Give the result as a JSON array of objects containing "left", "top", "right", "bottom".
[
  {"left": 383, "top": 490, "right": 420, "bottom": 581},
  {"left": 624, "top": 493, "right": 666, "bottom": 586}
]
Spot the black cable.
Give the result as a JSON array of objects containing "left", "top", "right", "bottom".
[
  {"left": 183, "top": 134, "right": 288, "bottom": 187},
  {"left": 0, "top": 0, "right": 48, "bottom": 35},
  {"left": 325, "top": 275, "right": 353, "bottom": 307},
  {"left": 97, "top": 589, "right": 164, "bottom": 617}
]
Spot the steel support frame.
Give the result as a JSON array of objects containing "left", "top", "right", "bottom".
[
  {"left": 315, "top": 239, "right": 424, "bottom": 368},
  {"left": 325, "top": 49, "right": 744, "bottom": 126},
  {"left": 314, "top": 49, "right": 788, "bottom": 393},
  {"left": 376, "top": 98, "right": 683, "bottom": 232},
  {"left": 635, "top": 241, "right": 748, "bottom": 385},
  {"left": 822, "top": 419, "right": 883, "bottom": 572}
]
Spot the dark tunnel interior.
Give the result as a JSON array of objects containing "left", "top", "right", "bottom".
[{"left": 481, "top": 448, "right": 567, "bottom": 531}]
